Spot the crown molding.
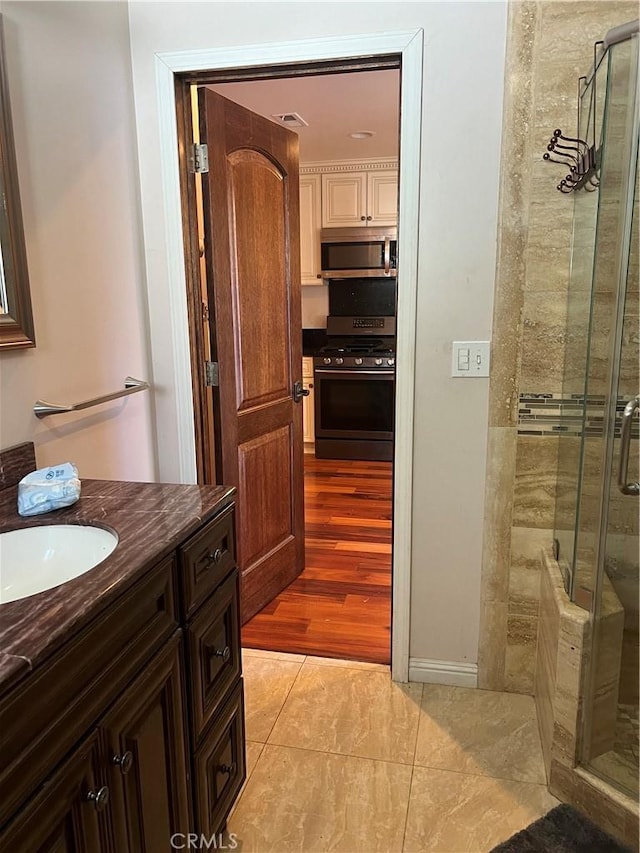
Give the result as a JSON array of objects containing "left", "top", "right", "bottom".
[{"left": 300, "top": 157, "right": 398, "bottom": 175}]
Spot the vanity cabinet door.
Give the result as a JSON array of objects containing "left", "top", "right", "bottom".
[
  {"left": 99, "top": 632, "right": 190, "bottom": 853},
  {"left": 0, "top": 731, "right": 109, "bottom": 853}
]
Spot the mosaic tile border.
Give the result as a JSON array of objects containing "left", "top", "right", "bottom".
[{"left": 518, "top": 393, "right": 639, "bottom": 438}]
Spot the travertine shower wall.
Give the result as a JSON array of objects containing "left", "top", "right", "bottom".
[{"left": 478, "top": 0, "right": 638, "bottom": 694}]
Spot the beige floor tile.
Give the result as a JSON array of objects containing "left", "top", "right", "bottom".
[
  {"left": 268, "top": 664, "right": 423, "bottom": 764},
  {"left": 228, "top": 744, "right": 412, "bottom": 852},
  {"left": 245, "top": 741, "right": 264, "bottom": 779},
  {"left": 403, "top": 766, "right": 559, "bottom": 852},
  {"left": 304, "top": 655, "right": 390, "bottom": 673},
  {"left": 243, "top": 656, "right": 302, "bottom": 742},
  {"left": 414, "top": 685, "right": 546, "bottom": 784},
  {"left": 242, "top": 647, "right": 307, "bottom": 664}
]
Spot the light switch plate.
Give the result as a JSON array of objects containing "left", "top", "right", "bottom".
[{"left": 451, "top": 341, "right": 490, "bottom": 377}]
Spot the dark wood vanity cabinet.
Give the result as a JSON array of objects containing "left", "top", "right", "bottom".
[
  {"left": 0, "top": 731, "right": 108, "bottom": 853},
  {"left": 0, "top": 502, "right": 245, "bottom": 853},
  {"left": 99, "top": 632, "right": 191, "bottom": 852},
  {"left": 179, "top": 509, "right": 245, "bottom": 837}
]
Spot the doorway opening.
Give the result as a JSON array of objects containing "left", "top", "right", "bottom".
[
  {"left": 165, "top": 30, "right": 421, "bottom": 681},
  {"left": 179, "top": 64, "right": 400, "bottom": 665},
  {"left": 180, "top": 64, "right": 400, "bottom": 665}
]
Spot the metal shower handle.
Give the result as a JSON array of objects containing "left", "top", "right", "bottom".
[{"left": 617, "top": 395, "right": 640, "bottom": 496}]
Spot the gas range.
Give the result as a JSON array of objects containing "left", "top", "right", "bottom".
[
  {"left": 312, "top": 316, "right": 396, "bottom": 461},
  {"left": 313, "top": 341, "right": 396, "bottom": 370},
  {"left": 313, "top": 339, "right": 396, "bottom": 370}
]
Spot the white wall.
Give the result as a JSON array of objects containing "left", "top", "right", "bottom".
[
  {"left": 0, "top": 1, "right": 156, "bottom": 481},
  {"left": 128, "top": 1, "right": 507, "bottom": 666}
]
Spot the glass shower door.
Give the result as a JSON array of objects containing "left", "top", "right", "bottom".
[{"left": 582, "top": 33, "right": 639, "bottom": 798}]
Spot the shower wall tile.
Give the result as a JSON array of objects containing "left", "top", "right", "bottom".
[
  {"left": 477, "top": 600, "right": 508, "bottom": 693},
  {"left": 587, "top": 577, "right": 625, "bottom": 761},
  {"left": 519, "top": 292, "right": 568, "bottom": 392},
  {"left": 480, "top": 0, "right": 638, "bottom": 721},
  {"left": 505, "top": 615, "right": 538, "bottom": 694},
  {"left": 533, "top": 59, "right": 586, "bottom": 131},
  {"left": 486, "top": 2, "right": 537, "bottom": 429},
  {"left": 524, "top": 245, "right": 571, "bottom": 292},
  {"left": 513, "top": 436, "right": 560, "bottom": 529},
  {"left": 538, "top": 2, "right": 639, "bottom": 64},
  {"left": 508, "top": 527, "right": 550, "bottom": 616},
  {"left": 535, "top": 555, "right": 561, "bottom": 775},
  {"left": 481, "top": 427, "right": 518, "bottom": 603}
]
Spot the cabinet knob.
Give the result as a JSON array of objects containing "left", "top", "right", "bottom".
[
  {"left": 366, "top": 215, "right": 372, "bottom": 221},
  {"left": 219, "top": 762, "right": 237, "bottom": 775},
  {"left": 360, "top": 215, "right": 366, "bottom": 221},
  {"left": 86, "top": 785, "right": 110, "bottom": 812},
  {"left": 214, "top": 645, "right": 231, "bottom": 663},
  {"left": 112, "top": 751, "right": 134, "bottom": 775},
  {"left": 206, "top": 548, "right": 223, "bottom": 566}
]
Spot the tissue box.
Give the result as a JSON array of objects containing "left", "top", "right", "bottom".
[{"left": 17, "top": 463, "right": 81, "bottom": 517}]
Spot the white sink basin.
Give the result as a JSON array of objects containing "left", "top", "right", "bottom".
[{"left": 0, "top": 524, "right": 118, "bottom": 604}]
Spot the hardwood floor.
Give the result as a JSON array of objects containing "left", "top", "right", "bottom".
[{"left": 241, "top": 455, "right": 392, "bottom": 664}]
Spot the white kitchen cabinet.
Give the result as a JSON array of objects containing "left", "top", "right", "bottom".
[
  {"left": 299, "top": 174, "right": 322, "bottom": 285},
  {"left": 302, "top": 357, "right": 315, "bottom": 449},
  {"left": 321, "top": 169, "right": 398, "bottom": 228}
]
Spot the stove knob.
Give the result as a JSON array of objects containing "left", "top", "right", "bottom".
[
  {"left": 387, "top": 358, "right": 395, "bottom": 366},
  {"left": 323, "top": 357, "right": 332, "bottom": 365},
  {"left": 375, "top": 358, "right": 383, "bottom": 366},
  {"left": 335, "top": 357, "right": 344, "bottom": 365},
  {"left": 354, "top": 358, "right": 363, "bottom": 366}
]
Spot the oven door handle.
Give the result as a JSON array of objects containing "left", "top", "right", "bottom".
[{"left": 315, "top": 369, "right": 395, "bottom": 377}]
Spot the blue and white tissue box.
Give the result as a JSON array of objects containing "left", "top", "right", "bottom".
[{"left": 17, "top": 463, "right": 81, "bottom": 517}]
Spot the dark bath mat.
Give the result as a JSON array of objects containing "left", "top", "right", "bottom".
[{"left": 491, "top": 803, "right": 634, "bottom": 853}]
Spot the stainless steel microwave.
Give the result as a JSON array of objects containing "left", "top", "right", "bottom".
[{"left": 320, "top": 226, "right": 397, "bottom": 279}]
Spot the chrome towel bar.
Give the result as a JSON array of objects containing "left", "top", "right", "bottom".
[{"left": 34, "top": 377, "right": 150, "bottom": 419}]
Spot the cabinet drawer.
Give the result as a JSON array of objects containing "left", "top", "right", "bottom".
[
  {"left": 187, "top": 569, "right": 241, "bottom": 742},
  {"left": 193, "top": 681, "right": 246, "bottom": 838},
  {"left": 179, "top": 506, "right": 235, "bottom": 618}
]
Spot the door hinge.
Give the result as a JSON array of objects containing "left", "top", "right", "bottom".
[
  {"left": 190, "top": 143, "right": 209, "bottom": 174},
  {"left": 205, "top": 361, "right": 219, "bottom": 387}
]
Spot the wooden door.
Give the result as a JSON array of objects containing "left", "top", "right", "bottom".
[
  {"left": 0, "top": 732, "right": 109, "bottom": 853},
  {"left": 100, "top": 633, "right": 190, "bottom": 853},
  {"left": 198, "top": 89, "right": 305, "bottom": 623}
]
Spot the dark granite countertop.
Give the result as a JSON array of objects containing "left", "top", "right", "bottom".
[{"left": 0, "top": 478, "right": 235, "bottom": 697}]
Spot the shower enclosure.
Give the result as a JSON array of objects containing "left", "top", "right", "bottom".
[{"left": 553, "top": 21, "right": 639, "bottom": 800}]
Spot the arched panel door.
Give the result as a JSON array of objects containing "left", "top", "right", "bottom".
[{"left": 198, "top": 88, "right": 304, "bottom": 622}]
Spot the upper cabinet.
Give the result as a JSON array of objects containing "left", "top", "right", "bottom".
[
  {"left": 299, "top": 161, "right": 398, "bottom": 285},
  {"left": 321, "top": 168, "right": 398, "bottom": 228},
  {"left": 299, "top": 174, "right": 322, "bottom": 286}
]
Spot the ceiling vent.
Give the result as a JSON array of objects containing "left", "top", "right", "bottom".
[{"left": 271, "top": 112, "right": 308, "bottom": 128}]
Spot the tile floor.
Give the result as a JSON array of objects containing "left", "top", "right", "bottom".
[{"left": 227, "top": 650, "right": 559, "bottom": 852}]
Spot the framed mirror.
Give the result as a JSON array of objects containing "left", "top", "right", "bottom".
[{"left": 0, "top": 15, "right": 35, "bottom": 349}]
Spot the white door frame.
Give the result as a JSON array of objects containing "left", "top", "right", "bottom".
[{"left": 154, "top": 29, "right": 423, "bottom": 682}]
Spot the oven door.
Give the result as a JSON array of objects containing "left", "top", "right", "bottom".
[{"left": 314, "top": 368, "right": 395, "bottom": 441}]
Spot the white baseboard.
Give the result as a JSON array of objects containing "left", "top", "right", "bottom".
[{"left": 409, "top": 657, "right": 478, "bottom": 688}]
